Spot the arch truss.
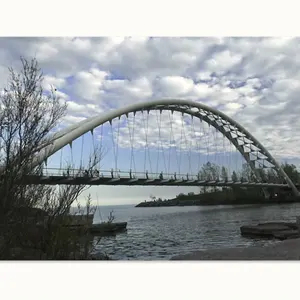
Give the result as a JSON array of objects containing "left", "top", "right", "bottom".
[{"left": 28, "top": 99, "right": 299, "bottom": 196}]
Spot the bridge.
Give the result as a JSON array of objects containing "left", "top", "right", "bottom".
[
  {"left": 2, "top": 99, "right": 299, "bottom": 196},
  {"left": 22, "top": 167, "right": 290, "bottom": 188}
]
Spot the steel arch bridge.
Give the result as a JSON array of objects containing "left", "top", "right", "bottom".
[{"left": 10, "top": 99, "right": 300, "bottom": 196}]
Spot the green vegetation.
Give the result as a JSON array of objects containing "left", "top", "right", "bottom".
[{"left": 136, "top": 162, "right": 300, "bottom": 207}]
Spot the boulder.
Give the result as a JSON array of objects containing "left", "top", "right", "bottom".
[{"left": 240, "top": 222, "right": 300, "bottom": 240}]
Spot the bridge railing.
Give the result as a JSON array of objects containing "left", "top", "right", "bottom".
[
  {"left": 24, "top": 167, "right": 292, "bottom": 187},
  {"left": 37, "top": 167, "right": 214, "bottom": 181},
  {"left": 29, "top": 167, "right": 287, "bottom": 185}
]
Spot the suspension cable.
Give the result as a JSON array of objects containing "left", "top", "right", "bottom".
[
  {"left": 181, "top": 113, "right": 192, "bottom": 178},
  {"left": 127, "top": 113, "right": 137, "bottom": 175},
  {"left": 70, "top": 142, "right": 74, "bottom": 176},
  {"left": 156, "top": 110, "right": 167, "bottom": 175},
  {"left": 178, "top": 112, "right": 184, "bottom": 176},
  {"left": 146, "top": 111, "right": 153, "bottom": 174},
  {"left": 110, "top": 119, "right": 117, "bottom": 176},
  {"left": 214, "top": 127, "right": 217, "bottom": 167},
  {"left": 90, "top": 130, "right": 97, "bottom": 176},
  {"left": 115, "top": 117, "right": 121, "bottom": 176},
  {"left": 187, "top": 115, "right": 193, "bottom": 177},
  {"left": 80, "top": 134, "right": 84, "bottom": 169},
  {"left": 141, "top": 111, "right": 149, "bottom": 175},
  {"left": 167, "top": 111, "right": 173, "bottom": 176},
  {"left": 98, "top": 125, "right": 104, "bottom": 171},
  {"left": 155, "top": 110, "right": 160, "bottom": 175},
  {"left": 198, "top": 117, "right": 203, "bottom": 175},
  {"left": 191, "top": 114, "right": 200, "bottom": 176},
  {"left": 59, "top": 148, "right": 63, "bottom": 175},
  {"left": 205, "top": 122, "right": 210, "bottom": 167},
  {"left": 169, "top": 110, "right": 179, "bottom": 177}
]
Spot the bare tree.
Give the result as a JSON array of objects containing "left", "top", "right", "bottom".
[
  {"left": 0, "top": 57, "right": 105, "bottom": 259},
  {"left": 0, "top": 57, "right": 66, "bottom": 213}
]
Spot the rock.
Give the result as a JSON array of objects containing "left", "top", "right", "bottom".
[
  {"left": 272, "top": 230, "right": 300, "bottom": 240},
  {"left": 257, "top": 222, "right": 298, "bottom": 230},
  {"left": 240, "top": 222, "right": 300, "bottom": 240}
]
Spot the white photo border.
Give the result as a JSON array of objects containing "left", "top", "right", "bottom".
[{"left": 0, "top": 0, "right": 299, "bottom": 299}]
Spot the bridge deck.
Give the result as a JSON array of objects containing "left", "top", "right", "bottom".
[{"left": 23, "top": 175, "right": 289, "bottom": 187}]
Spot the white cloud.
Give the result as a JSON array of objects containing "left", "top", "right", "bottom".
[
  {"left": 43, "top": 75, "right": 66, "bottom": 90},
  {"left": 193, "top": 83, "right": 214, "bottom": 98},
  {"left": 158, "top": 76, "right": 194, "bottom": 96},
  {"left": 205, "top": 49, "right": 242, "bottom": 73},
  {"left": 62, "top": 115, "right": 86, "bottom": 125},
  {"left": 195, "top": 71, "right": 212, "bottom": 81},
  {"left": 67, "top": 101, "right": 85, "bottom": 113},
  {"left": 222, "top": 102, "right": 244, "bottom": 115},
  {"left": 35, "top": 42, "right": 59, "bottom": 61},
  {"left": 55, "top": 91, "right": 69, "bottom": 100},
  {"left": 1, "top": 37, "right": 300, "bottom": 203},
  {"left": 73, "top": 68, "right": 109, "bottom": 102},
  {"left": 66, "top": 100, "right": 103, "bottom": 118}
]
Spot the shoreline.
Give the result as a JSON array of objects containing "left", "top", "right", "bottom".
[
  {"left": 170, "top": 238, "right": 300, "bottom": 260},
  {"left": 136, "top": 198, "right": 300, "bottom": 208},
  {"left": 136, "top": 189, "right": 299, "bottom": 208}
]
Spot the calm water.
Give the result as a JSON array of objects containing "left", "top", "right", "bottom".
[{"left": 89, "top": 203, "right": 300, "bottom": 260}]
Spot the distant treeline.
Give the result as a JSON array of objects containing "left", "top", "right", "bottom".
[
  {"left": 191, "top": 161, "right": 299, "bottom": 186},
  {"left": 136, "top": 162, "right": 300, "bottom": 208}
]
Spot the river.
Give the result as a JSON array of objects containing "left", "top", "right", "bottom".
[{"left": 91, "top": 203, "right": 300, "bottom": 260}]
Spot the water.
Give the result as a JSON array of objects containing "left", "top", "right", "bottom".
[{"left": 90, "top": 203, "right": 300, "bottom": 260}]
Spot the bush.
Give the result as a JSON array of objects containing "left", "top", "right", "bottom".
[{"left": 0, "top": 57, "right": 103, "bottom": 259}]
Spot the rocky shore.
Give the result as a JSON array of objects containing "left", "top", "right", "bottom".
[
  {"left": 171, "top": 219, "right": 300, "bottom": 260},
  {"left": 171, "top": 238, "right": 300, "bottom": 260}
]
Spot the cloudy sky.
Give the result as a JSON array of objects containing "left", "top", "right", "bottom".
[{"left": 1, "top": 37, "right": 299, "bottom": 205}]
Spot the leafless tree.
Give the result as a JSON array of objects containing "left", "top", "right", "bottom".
[
  {"left": 0, "top": 57, "right": 66, "bottom": 213},
  {"left": 0, "top": 57, "right": 106, "bottom": 259}
]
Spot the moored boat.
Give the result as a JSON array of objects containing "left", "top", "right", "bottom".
[{"left": 90, "top": 221, "right": 127, "bottom": 235}]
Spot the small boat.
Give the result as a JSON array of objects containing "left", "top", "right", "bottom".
[
  {"left": 90, "top": 222, "right": 127, "bottom": 236},
  {"left": 57, "top": 210, "right": 127, "bottom": 236},
  {"left": 88, "top": 195, "right": 127, "bottom": 236}
]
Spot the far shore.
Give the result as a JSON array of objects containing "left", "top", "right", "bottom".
[{"left": 136, "top": 191, "right": 299, "bottom": 208}]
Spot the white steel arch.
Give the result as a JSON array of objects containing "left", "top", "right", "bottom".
[{"left": 32, "top": 99, "right": 300, "bottom": 196}]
